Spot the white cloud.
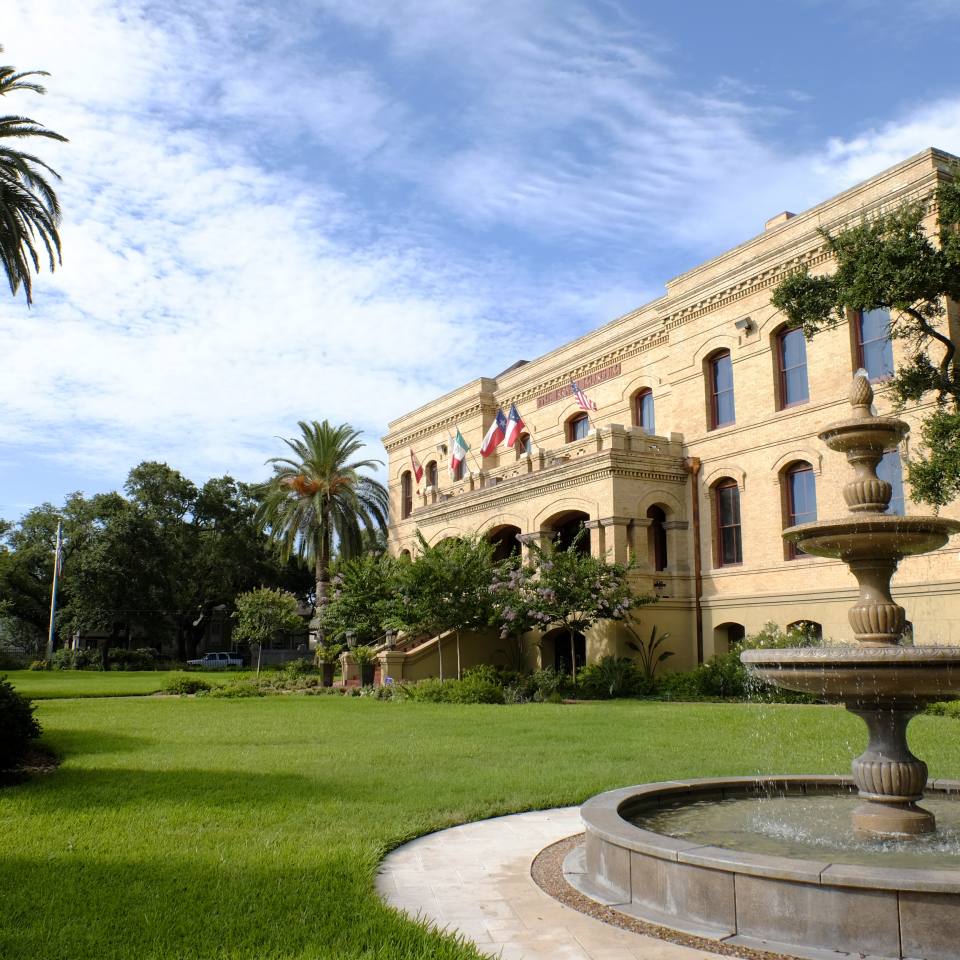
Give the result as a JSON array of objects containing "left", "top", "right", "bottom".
[{"left": 2, "top": 0, "right": 960, "bottom": 517}]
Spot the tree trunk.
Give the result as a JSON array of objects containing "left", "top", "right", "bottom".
[
  {"left": 569, "top": 627, "right": 577, "bottom": 688},
  {"left": 314, "top": 521, "right": 331, "bottom": 645},
  {"left": 456, "top": 630, "right": 462, "bottom": 680},
  {"left": 437, "top": 631, "right": 444, "bottom": 681}
]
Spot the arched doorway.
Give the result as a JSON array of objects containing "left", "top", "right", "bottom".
[
  {"left": 543, "top": 628, "right": 586, "bottom": 676},
  {"left": 545, "top": 510, "right": 591, "bottom": 555},
  {"left": 713, "top": 622, "right": 745, "bottom": 655},
  {"left": 647, "top": 505, "right": 668, "bottom": 571},
  {"left": 486, "top": 524, "right": 521, "bottom": 562}
]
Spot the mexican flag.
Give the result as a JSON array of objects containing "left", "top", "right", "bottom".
[{"left": 450, "top": 428, "right": 469, "bottom": 477}]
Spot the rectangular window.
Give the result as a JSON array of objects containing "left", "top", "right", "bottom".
[
  {"left": 711, "top": 353, "right": 735, "bottom": 428},
  {"left": 570, "top": 414, "right": 590, "bottom": 441},
  {"left": 786, "top": 465, "right": 817, "bottom": 558},
  {"left": 779, "top": 328, "right": 809, "bottom": 407},
  {"left": 716, "top": 483, "right": 742, "bottom": 565},
  {"left": 877, "top": 449, "right": 905, "bottom": 515},
  {"left": 857, "top": 308, "right": 894, "bottom": 381}
]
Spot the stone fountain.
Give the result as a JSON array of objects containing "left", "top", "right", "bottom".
[
  {"left": 571, "top": 373, "right": 960, "bottom": 959},
  {"left": 743, "top": 372, "right": 960, "bottom": 838}
]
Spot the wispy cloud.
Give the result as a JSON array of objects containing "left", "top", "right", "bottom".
[{"left": 1, "top": 0, "right": 959, "bottom": 517}]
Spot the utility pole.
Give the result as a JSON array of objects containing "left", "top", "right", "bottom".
[{"left": 45, "top": 518, "right": 63, "bottom": 659}]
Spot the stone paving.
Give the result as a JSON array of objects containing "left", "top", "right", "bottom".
[{"left": 376, "top": 806, "right": 724, "bottom": 960}]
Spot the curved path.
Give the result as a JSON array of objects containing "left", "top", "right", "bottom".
[{"left": 376, "top": 806, "right": 722, "bottom": 960}]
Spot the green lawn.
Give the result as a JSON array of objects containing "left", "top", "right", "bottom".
[
  {"left": 4, "top": 669, "right": 176, "bottom": 699},
  {"left": 3, "top": 691, "right": 959, "bottom": 960}
]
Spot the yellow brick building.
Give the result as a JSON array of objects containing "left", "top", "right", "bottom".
[{"left": 380, "top": 148, "right": 960, "bottom": 680}]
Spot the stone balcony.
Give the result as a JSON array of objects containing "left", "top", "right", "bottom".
[{"left": 397, "top": 425, "right": 692, "bottom": 586}]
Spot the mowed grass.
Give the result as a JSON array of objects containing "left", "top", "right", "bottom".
[
  {"left": 4, "top": 669, "right": 239, "bottom": 699},
  {"left": 3, "top": 693, "right": 959, "bottom": 960}
]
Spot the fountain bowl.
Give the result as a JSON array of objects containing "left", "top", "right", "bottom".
[
  {"left": 740, "top": 644, "right": 960, "bottom": 703},
  {"left": 573, "top": 776, "right": 960, "bottom": 960},
  {"left": 783, "top": 515, "right": 960, "bottom": 560}
]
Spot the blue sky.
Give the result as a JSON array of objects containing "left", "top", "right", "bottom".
[{"left": 3, "top": 0, "right": 960, "bottom": 519}]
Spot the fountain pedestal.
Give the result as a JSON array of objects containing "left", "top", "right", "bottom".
[{"left": 850, "top": 704, "right": 933, "bottom": 835}]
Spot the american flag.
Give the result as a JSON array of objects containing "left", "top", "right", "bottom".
[{"left": 571, "top": 381, "right": 597, "bottom": 411}]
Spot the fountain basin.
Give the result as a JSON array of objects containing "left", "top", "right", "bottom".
[
  {"left": 741, "top": 645, "right": 960, "bottom": 703},
  {"left": 575, "top": 777, "right": 960, "bottom": 960},
  {"left": 783, "top": 515, "right": 960, "bottom": 560}
]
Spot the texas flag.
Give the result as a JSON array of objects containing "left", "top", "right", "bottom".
[
  {"left": 480, "top": 408, "right": 508, "bottom": 457},
  {"left": 409, "top": 448, "right": 424, "bottom": 487},
  {"left": 502, "top": 403, "right": 525, "bottom": 447}
]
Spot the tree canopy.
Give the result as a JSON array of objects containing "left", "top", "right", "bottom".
[
  {"left": 256, "top": 421, "right": 389, "bottom": 625},
  {"left": 0, "top": 46, "right": 67, "bottom": 303},
  {"left": 771, "top": 170, "right": 960, "bottom": 506}
]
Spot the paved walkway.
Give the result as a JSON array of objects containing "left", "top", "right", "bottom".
[{"left": 376, "top": 806, "right": 724, "bottom": 960}]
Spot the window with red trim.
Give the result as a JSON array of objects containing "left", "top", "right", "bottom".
[
  {"left": 777, "top": 327, "right": 809, "bottom": 407},
  {"left": 714, "top": 479, "right": 742, "bottom": 566},
  {"left": 708, "top": 351, "right": 735, "bottom": 429}
]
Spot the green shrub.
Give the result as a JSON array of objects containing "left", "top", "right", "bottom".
[
  {"left": 396, "top": 675, "right": 505, "bottom": 704},
  {"left": 163, "top": 674, "right": 212, "bottom": 695},
  {"left": 578, "top": 656, "right": 650, "bottom": 699},
  {"left": 28, "top": 660, "right": 50, "bottom": 671},
  {"left": 107, "top": 647, "right": 159, "bottom": 671},
  {"left": 526, "top": 667, "right": 567, "bottom": 701},
  {"left": 0, "top": 675, "right": 41, "bottom": 769},
  {"left": 655, "top": 622, "right": 820, "bottom": 702},
  {"left": 206, "top": 680, "right": 266, "bottom": 698},
  {"left": 926, "top": 701, "right": 960, "bottom": 719},
  {"left": 51, "top": 647, "right": 103, "bottom": 671},
  {"left": 545, "top": 690, "right": 564, "bottom": 704},
  {"left": 281, "top": 658, "right": 317, "bottom": 676}
]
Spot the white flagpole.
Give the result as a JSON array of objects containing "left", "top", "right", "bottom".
[{"left": 45, "top": 518, "right": 63, "bottom": 659}]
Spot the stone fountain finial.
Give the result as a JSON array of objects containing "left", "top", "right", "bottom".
[{"left": 848, "top": 369, "right": 874, "bottom": 419}]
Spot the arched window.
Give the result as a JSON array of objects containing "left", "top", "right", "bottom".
[
  {"left": 568, "top": 413, "right": 590, "bottom": 441},
  {"left": 856, "top": 308, "right": 894, "bottom": 381},
  {"left": 451, "top": 458, "right": 466, "bottom": 481},
  {"left": 776, "top": 326, "right": 809, "bottom": 408},
  {"left": 787, "top": 620, "right": 822, "bottom": 644},
  {"left": 400, "top": 471, "right": 413, "bottom": 519},
  {"left": 877, "top": 449, "right": 905, "bottom": 515},
  {"left": 707, "top": 350, "right": 735, "bottom": 429},
  {"left": 647, "top": 505, "right": 667, "bottom": 571},
  {"left": 634, "top": 389, "right": 656, "bottom": 434},
  {"left": 714, "top": 479, "right": 742, "bottom": 566},
  {"left": 517, "top": 432, "right": 532, "bottom": 456},
  {"left": 784, "top": 462, "right": 817, "bottom": 558},
  {"left": 425, "top": 460, "right": 438, "bottom": 488}
]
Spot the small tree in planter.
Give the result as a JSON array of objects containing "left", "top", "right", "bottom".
[
  {"left": 389, "top": 534, "right": 494, "bottom": 680},
  {"left": 525, "top": 533, "right": 649, "bottom": 688},
  {"left": 349, "top": 644, "right": 376, "bottom": 686},
  {"left": 232, "top": 588, "right": 304, "bottom": 675},
  {"left": 313, "top": 642, "right": 343, "bottom": 686}
]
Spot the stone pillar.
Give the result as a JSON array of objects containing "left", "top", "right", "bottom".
[
  {"left": 599, "top": 516, "right": 632, "bottom": 564},
  {"left": 518, "top": 531, "right": 547, "bottom": 562},
  {"left": 606, "top": 424, "right": 628, "bottom": 451},
  {"left": 631, "top": 518, "right": 653, "bottom": 570},
  {"left": 663, "top": 519, "right": 690, "bottom": 573},
  {"left": 584, "top": 519, "right": 603, "bottom": 559},
  {"left": 377, "top": 650, "right": 406, "bottom": 686},
  {"left": 340, "top": 651, "right": 359, "bottom": 687}
]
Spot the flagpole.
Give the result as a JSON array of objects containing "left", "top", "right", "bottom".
[{"left": 45, "top": 518, "right": 62, "bottom": 659}]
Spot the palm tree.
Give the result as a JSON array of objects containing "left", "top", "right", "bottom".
[
  {"left": 0, "top": 48, "right": 68, "bottom": 304},
  {"left": 257, "top": 421, "right": 389, "bottom": 628}
]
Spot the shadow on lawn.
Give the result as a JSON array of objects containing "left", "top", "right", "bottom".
[
  {"left": 44, "top": 729, "right": 154, "bottom": 758},
  {"left": 5, "top": 764, "right": 326, "bottom": 811},
  {"left": 0, "top": 850, "right": 471, "bottom": 960}
]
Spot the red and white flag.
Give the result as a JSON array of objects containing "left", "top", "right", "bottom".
[
  {"left": 571, "top": 381, "right": 598, "bottom": 411},
  {"left": 503, "top": 403, "right": 525, "bottom": 447},
  {"left": 480, "top": 408, "right": 508, "bottom": 457},
  {"left": 409, "top": 448, "right": 424, "bottom": 487}
]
